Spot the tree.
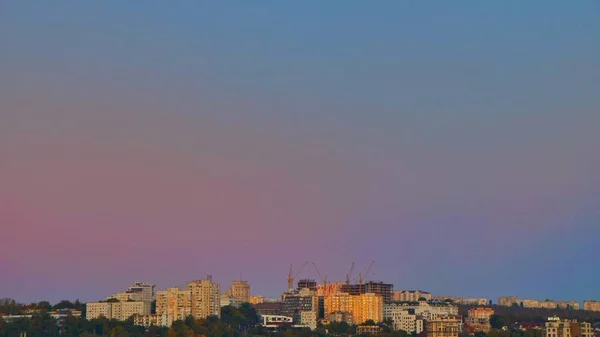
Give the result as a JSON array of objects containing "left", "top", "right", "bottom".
[{"left": 53, "top": 300, "right": 75, "bottom": 310}]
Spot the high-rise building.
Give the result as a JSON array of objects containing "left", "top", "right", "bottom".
[
  {"left": 127, "top": 282, "right": 156, "bottom": 302},
  {"left": 281, "top": 289, "right": 318, "bottom": 324},
  {"left": 230, "top": 280, "right": 250, "bottom": 303},
  {"left": 341, "top": 282, "right": 393, "bottom": 303},
  {"left": 156, "top": 287, "right": 192, "bottom": 321},
  {"left": 426, "top": 316, "right": 462, "bottom": 337},
  {"left": 188, "top": 276, "right": 220, "bottom": 319},
  {"left": 324, "top": 293, "right": 383, "bottom": 325}
]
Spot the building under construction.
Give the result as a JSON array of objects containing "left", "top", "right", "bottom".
[{"left": 340, "top": 281, "right": 394, "bottom": 303}]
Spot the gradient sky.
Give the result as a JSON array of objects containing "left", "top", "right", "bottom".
[{"left": 1, "top": 1, "right": 599, "bottom": 304}]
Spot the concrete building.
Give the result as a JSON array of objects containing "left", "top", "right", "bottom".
[
  {"left": 86, "top": 301, "right": 150, "bottom": 321},
  {"left": 156, "top": 287, "right": 192, "bottom": 321},
  {"left": 583, "top": 301, "right": 600, "bottom": 312},
  {"left": 341, "top": 281, "right": 393, "bottom": 303},
  {"left": 220, "top": 294, "right": 244, "bottom": 308},
  {"left": 133, "top": 313, "right": 172, "bottom": 328},
  {"left": 465, "top": 307, "right": 494, "bottom": 333},
  {"left": 393, "top": 290, "right": 432, "bottom": 302},
  {"left": 107, "top": 282, "right": 156, "bottom": 303},
  {"left": 324, "top": 293, "right": 383, "bottom": 325},
  {"left": 385, "top": 300, "right": 458, "bottom": 321},
  {"left": 357, "top": 325, "right": 383, "bottom": 335},
  {"left": 300, "top": 311, "right": 318, "bottom": 330},
  {"left": 188, "top": 276, "right": 220, "bottom": 319},
  {"left": 230, "top": 280, "right": 250, "bottom": 303},
  {"left": 327, "top": 311, "right": 353, "bottom": 325},
  {"left": 544, "top": 317, "right": 571, "bottom": 337},
  {"left": 383, "top": 306, "right": 423, "bottom": 333},
  {"left": 426, "top": 316, "right": 462, "bottom": 337},
  {"left": 498, "top": 298, "right": 579, "bottom": 310},
  {"left": 281, "top": 289, "right": 318, "bottom": 324}
]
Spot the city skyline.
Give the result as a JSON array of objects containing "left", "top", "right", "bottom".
[{"left": 2, "top": 2, "right": 600, "bottom": 304}]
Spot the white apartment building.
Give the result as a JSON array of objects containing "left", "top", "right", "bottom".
[
  {"left": 86, "top": 301, "right": 151, "bottom": 321},
  {"left": 393, "top": 290, "right": 433, "bottom": 302},
  {"left": 383, "top": 306, "right": 423, "bottom": 333},
  {"left": 386, "top": 301, "right": 458, "bottom": 321}
]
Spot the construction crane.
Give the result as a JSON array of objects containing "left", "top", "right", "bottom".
[
  {"left": 312, "top": 262, "right": 327, "bottom": 286},
  {"left": 358, "top": 261, "right": 375, "bottom": 286},
  {"left": 287, "top": 261, "right": 308, "bottom": 291},
  {"left": 345, "top": 262, "right": 355, "bottom": 285}
]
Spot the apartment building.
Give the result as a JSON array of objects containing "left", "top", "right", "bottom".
[
  {"left": 426, "top": 316, "right": 462, "bottom": 337},
  {"left": 107, "top": 282, "right": 156, "bottom": 303},
  {"left": 188, "top": 276, "right": 220, "bottom": 319},
  {"left": 544, "top": 317, "right": 571, "bottom": 337},
  {"left": 230, "top": 280, "right": 250, "bottom": 303},
  {"left": 85, "top": 301, "right": 150, "bottom": 321},
  {"left": 281, "top": 288, "right": 319, "bottom": 324},
  {"left": 583, "top": 301, "right": 600, "bottom": 312},
  {"left": 156, "top": 287, "right": 192, "bottom": 321},
  {"left": 300, "top": 311, "right": 318, "bottom": 330},
  {"left": 498, "top": 298, "right": 579, "bottom": 310},
  {"left": 465, "top": 307, "right": 494, "bottom": 333},
  {"left": 393, "top": 290, "right": 432, "bottom": 302},
  {"left": 133, "top": 313, "right": 173, "bottom": 328},
  {"left": 386, "top": 300, "right": 458, "bottom": 321},
  {"left": 383, "top": 306, "right": 423, "bottom": 333},
  {"left": 324, "top": 293, "right": 383, "bottom": 325}
]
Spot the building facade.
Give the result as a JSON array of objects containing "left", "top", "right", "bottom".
[
  {"left": 85, "top": 301, "right": 150, "bottom": 321},
  {"left": 465, "top": 307, "right": 494, "bottom": 333},
  {"left": 230, "top": 280, "right": 250, "bottom": 303},
  {"left": 583, "top": 301, "right": 600, "bottom": 312},
  {"left": 156, "top": 287, "right": 192, "bottom": 321},
  {"left": 393, "top": 290, "right": 432, "bottom": 302},
  {"left": 188, "top": 277, "right": 220, "bottom": 319},
  {"left": 324, "top": 293, "right": 383, "bottom": 325},
  {"left": 426, "top": 316, "right": 462, "bottom": 337}
]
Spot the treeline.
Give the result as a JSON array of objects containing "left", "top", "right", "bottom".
[
  {"left": 0, "top": 298, "right": 85, "bottom": 315},
  {"left": 458, "top": 305, "right": 600, "bottom": 326}
]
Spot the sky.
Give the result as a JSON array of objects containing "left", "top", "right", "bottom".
[{"left": 1, "top": 1, "right": 599, "bottom": 304}]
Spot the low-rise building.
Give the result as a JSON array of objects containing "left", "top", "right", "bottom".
[
  {"left": 133, "top": 314, "right": 173, "bottom": 327},
  {"left": 583, "top": 301, "right": 600, "bottom": 312},
  {"left": 356, "top": 325, "right": 382, "bottom": 335},
  {"left": 383, "top": 306, "right": 422, "bottom": 333},
  {"left": 465, "top": 307, "right": 494, "bottom": 333},
  {"left": 426, "top": 316, "right": 462, "bottom": 337},
  {"left": 86, "top": 301, "right": 150, "bottom": 321}
]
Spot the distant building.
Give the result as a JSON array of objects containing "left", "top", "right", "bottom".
[
  {"left": 426, "top": 316, "right": 462, "bottom": 337},
  {"left": 341, "top": 282, "right": 393, "bottom": 303},
  {"left": 86, "top": 301, "right": 150, "bottom": 321},
  {"left": 327, "top": 311, "right": 353, "bottom": 325},
  {"left": 385, "top": 300, "right": 458, "bottom": 321},
  {"left": 230, "top": 280, "right": 250, "bottom": 303},
  {"left": 188, "top": 276, "right": 220, "bottom": 319},
  {"left": 300, "top": 311, "right": 318, "bottom": 330},
  {"left": 394, "top": 290, "right": 432, "bottom": 302},
  {"left": 281, "top": 289, "right": 318, "bottom": 324},
  {"left": 133, "top": 313, "right": 172, "bottom": 327},
  {"left": 383, "top": 306, "right": 423, "bottom": 333},
  {"left": 220, "top": 294, "right": 244, "bottom": 308},
  {"left": 106, "top": 282, "right": 155, "bottom": 303},
  {"left": 254, "top": 302, "right": 283, "bottom": 316},
  {"left": 465, "top": 307, "right": 494, "bottom": 333},
  {"left": 325, "top": 293, "right": 383, "bottom": 325},
  {"left": 356, "top": 325, "right": 383, "bottom": 335},
  {"left": 544, "top": 316, "right": 572, "bottom": 337},
  {"left": 583, "top": 301, "right": 600, "bottom": 312},
  {"left": 156, "top": 287, "right": 192, "bottom": 321}
]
